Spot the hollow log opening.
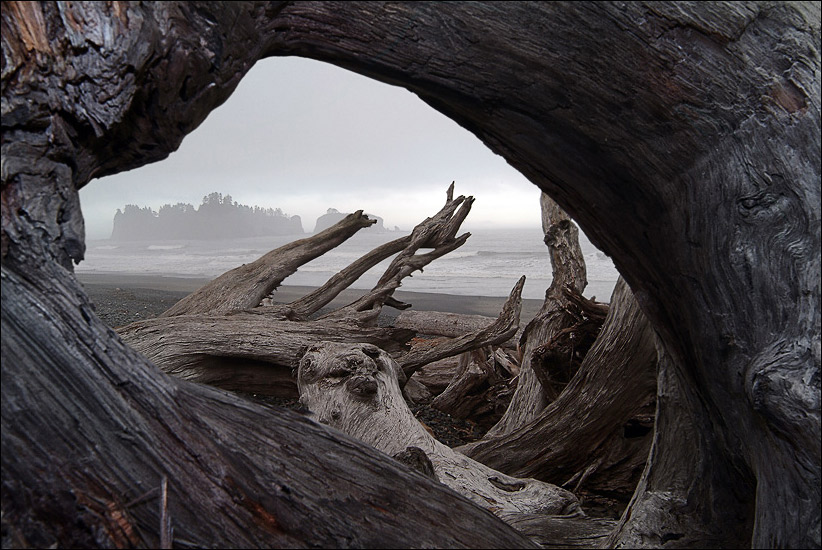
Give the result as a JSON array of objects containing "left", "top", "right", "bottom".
[{"left": 2, "top": 2, "right": 819, "bottom": 549}]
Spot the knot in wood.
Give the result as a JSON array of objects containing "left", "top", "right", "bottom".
[{"left": 346, "top": 375, "right": 379, "bottom": 400}]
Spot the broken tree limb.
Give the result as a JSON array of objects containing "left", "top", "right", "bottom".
[
  {"left": 408, "top": 355, "right": 462, "bottom": 395},
  {"left": 321, "top": 232, "right": 470, "bottom": 324},
  {"left": 495, "top": 348, "right": 521, "bottom": 377},
  {"left": 297, "top": 342, "right": 583, "bottom": 524},
  {"left": 269, "top": 235, "right": 411, "bottom": 319},
  {"left": 162, "top": 211, "right": 376, "bottom": 317},
  {"left": 398, "top": 277, "right": 525, "bottom": 382},
  {"left": 483, "top": 193, "right": 593, "bottom": 438},
  {"left": 321, "top": 185, "right": 474, "bottom": 324},
  {"left": 261, "top": 183, "right": 472, "bottom": 321},
  {"left": 540, "top": 192, "right": 588, "bottom": 294}
]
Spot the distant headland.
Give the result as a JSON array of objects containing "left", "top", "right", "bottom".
[
  {"left": 111, "top": 192, "right": 304, "bottom": 240},
  {"left": 109, "top": 194, "right": 402, "bottom": 240}
]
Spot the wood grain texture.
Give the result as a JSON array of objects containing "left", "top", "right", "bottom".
[
  {"left": 297, "top": 342, "right": 582, "bottom": 524},
  {"left": 459, "top": 278, "right": 658, "bottom": 499},
  {"left": 2, "top": 2, "right": 819, "bottom": 547},
  {"left": 1, "top": 263, "right": 534, "bottom": 549}
]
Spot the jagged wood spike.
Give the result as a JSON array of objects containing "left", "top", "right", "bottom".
[
  {"left": 399, "top": 276, "right": 525, "bottom": 382},
  {"left": 320, "top": 186, "right": 474, "bottom": 324}
]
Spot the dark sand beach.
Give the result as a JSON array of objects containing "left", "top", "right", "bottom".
[{"left": 76, "top": 272, "right": 545, "bottom": 328}]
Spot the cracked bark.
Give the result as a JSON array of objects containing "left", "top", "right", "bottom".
[{"left": 2, "top": 2, "right": 819, "bottom": 548}]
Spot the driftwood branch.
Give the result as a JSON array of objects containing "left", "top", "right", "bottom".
[
  {"left": 393, "top": 310, "right": 521, "bottom": 349},
  {"left": 321, "top": 183, "right": 474, "bottom": 324},
  {"left": 162, "top": 211, "right": 376, "bottom": 317},
  {"left": 398, "top": 276, "right": 525, "bottom": 381},
  {"left": 159, "top": 477, "right": 171, "bottom": 550},
  {"left": 528, "top": 287, "right": 609, "bottom": 401},
  {"left": 272, "top": 236, "right": 410, "bottom": 319},
  {"left": 430, "top": 350, "right": 491, "bottom": 418},
  {"left": 259, "top": 182, "right": 472, "bottom": 321}
]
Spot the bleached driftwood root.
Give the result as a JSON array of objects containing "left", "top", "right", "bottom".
[{"left": 297, "top": 342, "right": 582, "bottom": 521}]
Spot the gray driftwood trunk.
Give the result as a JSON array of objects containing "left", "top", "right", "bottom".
[
  {"left": 485, "top": 192, "right": 596, "bottom": 438},
  {"left": 459, "top": 277, "right": 659, "bottom": 498},
  {"left": 2, "top": 2, "right": 819, "bottom": 548}
]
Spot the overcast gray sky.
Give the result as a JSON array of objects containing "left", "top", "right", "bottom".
[{"left": 80, "top": 56, "right": 545, "bottom": 240}]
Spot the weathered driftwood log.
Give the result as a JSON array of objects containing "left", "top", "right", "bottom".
[
  {"left": 393, "top": 310, "right": 522, "bottom": 349},
  {"left": 485, "top": 193, "right": 594, "bottom": 438},
  {"left": 3, "top": 2, "right": 819, "bottom": 548},
  {"left": 1, "top": 264, "right": 534, "bottom": 549},
  {"left": 118, "top": 313, "right": 414, "bottom": 396},
  {"left": 297, "top": 342, "right": 582, "bottom": 523},
  {"left": 117, "top": 185, "right": 527, "bottom": 395},
  {"left": 394, "top": 311, "right": 502, "bottom": 338},
  {"left": 459, "top": 278, "right": 658, "bottom": 498},
  {"left": 115, "top": 227, "right": 524, "bottom": 400}
]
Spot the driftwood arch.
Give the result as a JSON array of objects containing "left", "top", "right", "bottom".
[{"left": 2, "top": 2, "right": 819, "bottom": 548}]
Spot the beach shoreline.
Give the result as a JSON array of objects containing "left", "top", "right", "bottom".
[{"left": 76, "top": 272, "right": 547, "bottom": 328}]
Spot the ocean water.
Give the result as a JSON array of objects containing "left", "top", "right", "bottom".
[{"left": 77, "top": 228, "right": 620, "bottom": 301}]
